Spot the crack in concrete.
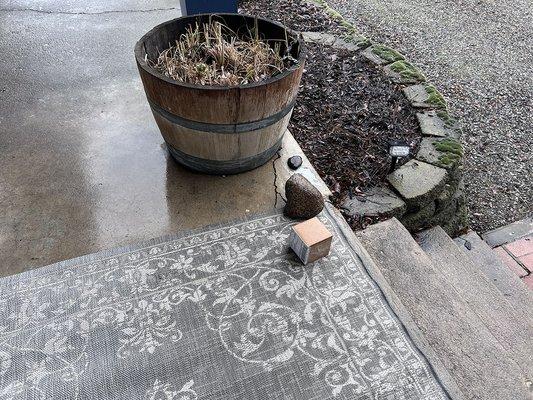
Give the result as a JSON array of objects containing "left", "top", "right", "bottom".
[
  {"left": 272, "top": 149, "right": 283, "bottom": 208},
  {"left": 0, "top": 7, "right": 179, "bottom": 15}
]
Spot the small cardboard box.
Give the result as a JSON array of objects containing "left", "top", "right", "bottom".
[{"left": 289, "top": 217, "right": 333, "bottom": 265}]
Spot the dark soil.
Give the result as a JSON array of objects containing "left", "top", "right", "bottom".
[
  {"left": 240, "top": 0, "right": 422, "bottom": 229},
  {"left": 292, "top": 44, "right": 420, "bottom": 195}
]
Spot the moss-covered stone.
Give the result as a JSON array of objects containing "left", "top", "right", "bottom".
[
  {"left": 343, "top": 32, "right": 371, "bottom": 48},
  {"left": 371, "top": 44, "right": 404, "bottom": 63},
  {"left": 387, "top": 159, "right": 448, "bottom": 210},
  {"left": 389, "top": 60, "right": 426, "bottom": 83},
  {"left": 436, "top": 110, "right": 457, "bottom": 128},
  {"left": 436, "top": 179, "right": 463, "bottom": 212},
  {"left": 425, "top": 85, "right": 447, "bottom": 108},
  {"left": 400, "top": 201, "right": 436, "bottom": 231},
  {"left": 429, "top": 138, "right": 463, "bottom": 168},
  {"left": 416, "top": 137, "right": 464, "bottom": 174},
  {"left": 341, "top": 186, "right": 407, "bottom": 219},
  {"left": 434, "top": 138, "right": 463, "bottom": 156},
  {"left": 437, "top": 153, "right": 460, "bottom": 166},
  {"left": 439, "top": 202, "right": 469, "bottom": 236}
]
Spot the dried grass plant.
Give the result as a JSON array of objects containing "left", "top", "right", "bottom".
[{"left": 150, "top": 18, "right": 296, "bottom": 86}]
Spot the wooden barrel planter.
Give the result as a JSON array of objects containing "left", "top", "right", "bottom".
[{"left": 134, "top": 14, "right": 306, "bottom": 174}]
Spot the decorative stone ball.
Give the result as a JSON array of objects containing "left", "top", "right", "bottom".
[{"left": 284, "top": 174, "right": 325, "bottom": 219}]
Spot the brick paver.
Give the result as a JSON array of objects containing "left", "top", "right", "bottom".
[
  {"left": 518, "top": 253, "right": 533, "bottom": 273},
  {"left": 504, "top": 235, "right": 533, "bottom": 257},
  {"left": 522, "top": 275, "right": 533, "bottom": 290}
]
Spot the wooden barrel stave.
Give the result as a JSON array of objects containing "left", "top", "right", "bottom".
[
  {"left": 166, "top": 137, "right": 284, "bottom": 175},
  {"left": 152, "top": 110, "right": 292, "bottom": 161}
]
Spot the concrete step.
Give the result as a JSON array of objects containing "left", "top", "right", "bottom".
[
  {"left": 357, "top": 218, "right": 532, "bottom": 400},
  {"left": 454, "top": 231, "right": 533, "bottom": 314},
  {"left": 417, "top": 226, "right": 533, "bottom": 382},
  {"left": 481, "top": 217, "right": 533, "bottom": 247}
]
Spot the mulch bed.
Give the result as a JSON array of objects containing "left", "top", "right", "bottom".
[{"left": 240, "top": 0, "right": 421, "bottom": 229}]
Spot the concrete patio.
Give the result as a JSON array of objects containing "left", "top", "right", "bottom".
[{"left": 0, "top": 0, "right": 327, "bottom": 276}]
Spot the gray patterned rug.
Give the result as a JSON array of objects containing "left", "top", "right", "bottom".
[{"left": 0, "top": 206, "right": 448, "bottom": 399}]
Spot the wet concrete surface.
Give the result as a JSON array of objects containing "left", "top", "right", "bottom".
[{"left": 0, "top": 2, "right": 319, "bottom": 276}]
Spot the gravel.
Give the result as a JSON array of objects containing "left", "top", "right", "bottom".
[{"left": 325, "top": 0, "right": 533, "bottom": 232}]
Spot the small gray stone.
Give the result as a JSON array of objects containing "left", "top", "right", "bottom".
[
  {"left": 284, "top": 174, "right": 324, "bottom": 219},
  {"left": 417, "top": 110, "right": 458, "bottom": 138},
  {"left": 341, "top": 186, "right": 406, "bottom": 218},
  {"left": 287, "top": 155, "right": 302, "bottom": 170},
  {"left": 387, "top": 159, "right": 448, "bottom": 209}
]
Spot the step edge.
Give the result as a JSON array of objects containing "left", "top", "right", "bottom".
[
  {"left": 456, "top": 231, "right": 533, "bottom": 303},
  {"left": 359, "top": 218, "right": 531, "bottom": 399},
  {"left": 417, "top": 226, "right": 533, "bottom": 378},
  {"left": 343, "top": 217, "right": 466, "bottom": 400}
]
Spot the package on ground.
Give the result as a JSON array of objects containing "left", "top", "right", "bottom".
[{"left": 289, "top": 217, "right": 333, "bottom": 264}]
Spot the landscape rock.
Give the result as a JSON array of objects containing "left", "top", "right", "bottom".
[
  {"left": 403, "top": 84, "right": 446, "bottom": 109},
  {"left": 332, "top": 38, "right": 362, "bottom": 51},
  {"left": 387, "top": 159, "right": 448, "bottom": 209},
  {"left": 361, "top": 47, "right": 388, "bottom": 65},
  {"left": 436, "top": 179, "right": 463, "bottom": 212},
  {"left": 416, "top": 137, "right": 463, "bottom": 170},
  {"left": 361, "top": 44, "right": 402, "bottom": 65},
  {"left": 341, "top": 186, "right": 406, "bottom": 218},
  {"left": 284, "top": 174, "right": 324, "bottom": 219},
  {"left": 384, "top": 60, "right": 426, "bottom": 84},
  {"left": 417, "top": 110, "right": 458, "bottom": 138},
  {"left": 301, "top": 31, "right": 337, "bottom": 45}
]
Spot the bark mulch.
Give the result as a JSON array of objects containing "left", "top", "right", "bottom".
[{"left": 240, "top": 0, "right": 421, "bottom": 229}]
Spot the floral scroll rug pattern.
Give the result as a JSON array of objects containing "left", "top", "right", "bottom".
[{"left": 0, "top": 206, "right": 448, "bottom": 399}]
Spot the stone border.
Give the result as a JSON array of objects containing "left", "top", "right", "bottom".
[{"left": 301, "top": 2, "right": 467, "bottom": 235}]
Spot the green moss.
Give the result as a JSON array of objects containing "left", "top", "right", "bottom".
[
  {"left": 389, "top": 60, "right": 426, "bottom": 82},
  {"left": 372, "top": 44, "right": 404, "bottom": 63},
  {"left": 433, "top": 138, "right": 463, "bottom": 167},
  {"left": 425, "top": 85, "right": 447, "bottom": 109},
  {"left": 433, "top": 138, "right": 463, "bottom": 156},
  {"left": 438, "top": 153, "right": 461, "bottom": 166},
  {"left": 345, "top": 33, "right": 371, "bottom": 48},
  {"left": 436, "top": 110, "right": 456, "bottom": 127}
]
